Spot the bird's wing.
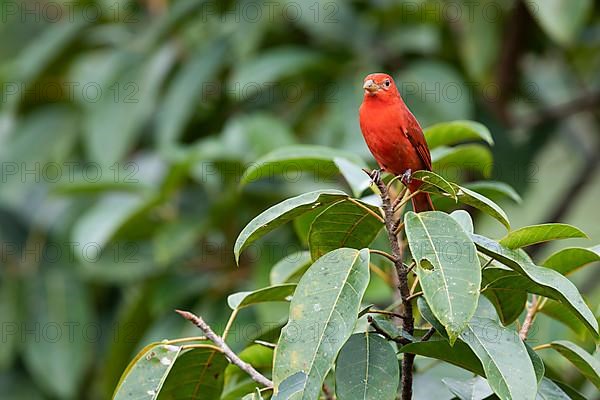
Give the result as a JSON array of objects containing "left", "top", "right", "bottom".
[{"left": 404, "top": 113, "right": 432, "bottom": 171}]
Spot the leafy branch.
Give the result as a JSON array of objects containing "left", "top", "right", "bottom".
[{"left": 175, "top": 310, "right": 273, "bottom": 388}]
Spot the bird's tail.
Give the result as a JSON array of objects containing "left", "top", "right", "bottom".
[{"left": 411, "top": 192, "right": 434, "bottom": 212}]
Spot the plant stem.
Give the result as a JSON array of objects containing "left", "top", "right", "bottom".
[
  {"left": 519, "top": 295, "right": 539, "bottom": 341},
  {"left": 175, "top": 310, "right": 273, "bottom": 388},
  {"left": 371, "top": 172, "right": 415, "bottom": 400}
]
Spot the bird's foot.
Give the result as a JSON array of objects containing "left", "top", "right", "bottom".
[
  {"left": 368, "top": 168, "right": 383, "bottom": 184},
  {"left": 400, "top": 169, "right": 413, "bottom": 186}
]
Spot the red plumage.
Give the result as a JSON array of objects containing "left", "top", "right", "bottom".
[{"left": 359, "top": 73, "right": 433, "bottom": 212}]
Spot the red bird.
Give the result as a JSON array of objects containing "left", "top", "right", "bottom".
[{"left": 359, "top": 73, "right": 433, "bottom": 212}]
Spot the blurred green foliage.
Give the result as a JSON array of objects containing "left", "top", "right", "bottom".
[{"left": 0, "top": 0, "right": 599, "bottom": 399}]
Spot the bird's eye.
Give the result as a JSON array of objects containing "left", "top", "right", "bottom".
[{"left": 384, "top": 80, "right": 391, "bottom": 87}]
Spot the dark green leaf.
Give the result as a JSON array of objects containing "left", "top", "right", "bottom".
[
  {"left": 335, "top": 333, "right": 399, "bottom": 400},
  {"left": 157, "top": 347, "right": 229, "bottom": 399},
  {"left": 454, "top": 185, "right": 510, "bottom": 230},
  {"left": 227, "top": 284, "right": 297, "bottom": 310},
  {"left": 234, "top": 190, "right": 348, "bottom": 264},
  {"left": 464, "top": 181, "right": 522, "bottom": 203},
  {"left": 23, "top": 268, "right": 93, "bottom": 399},
  {"left": 424, "top": 120, "right": 494, "bottom": 148},
  {"left": 432, "top": 144, "right": 493, "bottom": 178},
  {"left": 399, "top": 339, "right": 484, "bottom": 376},
  {"left": 411, "top": 170, "right": 456, "bottom": 199},
  {"left": 308, "top": 199, "right": 382, "bottom": 260},
  {"left": 405, "top": 211, "right": 481, "bottom": 343},
  {"left": 240, "top": 145, "right": 366, "bottom": 186},
  {"left": 157, "top": 40, "right": 227, "bottom": 147},
  {"left": 542, "top": 247, "right": 600, "bottom": 275},
  {"left": 472, "top": 234, "right": 599, "bottom": 337},
  {"left": 548, "top": 340, "right": 600, "bottom": 389},
  {"left": 273, "top": 248, "right": 370, "bottom": 399},
  {"left": 499, "top": 224, "right": 587, "bottom": 249},
  {"left": 539, "top": 300, "right": 587, "bottom": 337},
  {"left": 526, "top": 344, "right": 545, "bottom": 383}
]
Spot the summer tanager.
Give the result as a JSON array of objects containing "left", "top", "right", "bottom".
[{"left": 359, "top": 73, "right": 433, "bottom": 212}]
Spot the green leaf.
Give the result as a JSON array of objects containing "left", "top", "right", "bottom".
[
  {"left": 542, "top": 247, "right": 600, "bottom": 275},
  {"left": 472, "top": 235, "right": 599, "bottom": 337},
  {"left": 441, "top": 377, "right": 493, "bottom": 400},
  {"left": 113, "top": 342, "right": 182, "bottom": 399},
  {"left": 84, "top": 44, "right": 177, "bottom": 167},
  {"left": 464, "top": 181, "right": 522, "bottom": 204},
  {"left": 405, "top": 211, "right": 481, "bottom": 343},
  {"left": 23, "top": 268, "right": 93, "bottom": 399},
  {"left": 0, "top": 276, "right": 19, "bottom": 369},
  {"left": 229, "top": 47, "right": 320, "bottom": 99},
  {"left": 399, "top": 339, "right": 484, "bottom": 376},
  {"left": 460, "top": 317, "right": 537, "bottom": 400},
  {"left": 157, "top": 40, "right": 227, "bottom": 148},
  {"left": 525, "top": 0, "right": 592, "bottom": 45},
  {"left": 482, "top": 288, "right": 526, "bottom": 326},
  {"left": 539, "top": 300, "right": 587, "bottom": 337},
  {"left": 240, "top": 145, "right": 366, "bottom": 186},
  {"left": 417, "top": 297, "right": 448, "bottom": 339},
  {"left": 499, "top": 224, "right": 587, "bottom": 249},
  {"left": 308, "top": 199, "right": 382, "bottom": 260},
  {"left": 450, "top": 210, "right": 474, "bottom": 234},
  {"left": 335, "top": 333, "right": 399, "bottom": 400},
  {"left": 424, "top": 120, "right": 494, "bottom": 149},
  {"left": 234, "top": 190, "right": 347, "bottom": 264},
  {"left": 411, "top": 170, "right": 456, "bottom": 199},
  {"left": 227, "top": 284, "right": 297, "bottom": 310},
  {"left": 548, "top": 341, "right": 600, "bottom": 389},
  {"left": 482, "top": 268, "right": 527, "bottom": 325},
  {"left": 241, "top": 388, "right": 265, "bottom": 400},
  {"left": 454, "top": 185, "right": 510, "bottom": 230},
  {"left": 272, "top": 372, "right": 307, "bottom": 400},
  {"left": 273, "top": 248, "right": 370, "bottom": 399},
  {"left": 432, "top": 144, "right": 493, "bottom": 178},
  {"left": 270, "top": 252, "right": 313, "bottom": 285},
  {"left": 536, "top": 378, "right": 571, "bottom": 400},
  {"left": 526, "top": 344, "right": 546, "bottom": 383},
  {"left": 334, "top": 157, "right": 373, "bottom": 197},
  {"left": 157, "top": 347, "right": 229, "bottom": 399}
]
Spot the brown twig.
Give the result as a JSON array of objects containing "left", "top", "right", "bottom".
[
  {"left": 370, "top": 172, "right": 415, "bottom": 400},
  {"left": 175, "top": 310, "right": 273, "bottom": 387},
  {"left": 421, "top": 327, "right": 436, "bottom": 342},
  {"left": 368, "top": 316, "right": 411, "bottom": 346},
  {"left": 519, "top": 295, "right": 539, "bottom": 341},
  {"left": 322, "top": 383, "right": 334, "bottom": 400}
]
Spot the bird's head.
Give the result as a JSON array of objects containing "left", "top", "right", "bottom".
[{"left": 362, "top": 73, "right": 400, "bottom": 101}]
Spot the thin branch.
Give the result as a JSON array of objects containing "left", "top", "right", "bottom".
[
  {"left": 420, "top": 327, "right": 436, "bottom": 342},
  {"left": 369, "top": 249, "right": 397, "bottom": 263},
  {"left": 533, "top": 343, "right": 551, "bottom": 351},
  {"left": 370, "top": 172, "right": 415, "bottom": 400},
  {"left": 406, "top": 291, "right": 423, "bottom": 301},
  {"left": 368, "top": 316, "right": 411, "bottom": 346},
  {"left": 519, "top": 295, "right": 539, "bottom": 341},
  {"left": 347, "top": 197, "right": 385, "bottom": 223},
  {"left": 175, "top": 310, "right": 273, "bottom": 388},
  {"left": 367, "top": 309, "right": 408, "bottom": 320}
]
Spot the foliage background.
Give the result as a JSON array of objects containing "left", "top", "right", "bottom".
[{"left": 0, "top": 0, "right": 598, "bottom": 398}]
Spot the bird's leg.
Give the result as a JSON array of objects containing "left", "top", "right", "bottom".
[
  {"left": 368, "top": 168, "right": 383, "bottom": 184},
  {"left": 400, "top": 169, "right": 412, "bottom": 186}
]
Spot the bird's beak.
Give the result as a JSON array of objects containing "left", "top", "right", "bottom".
[{"left": 363, "top": 79, "right": 379, "bottom": 94}]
